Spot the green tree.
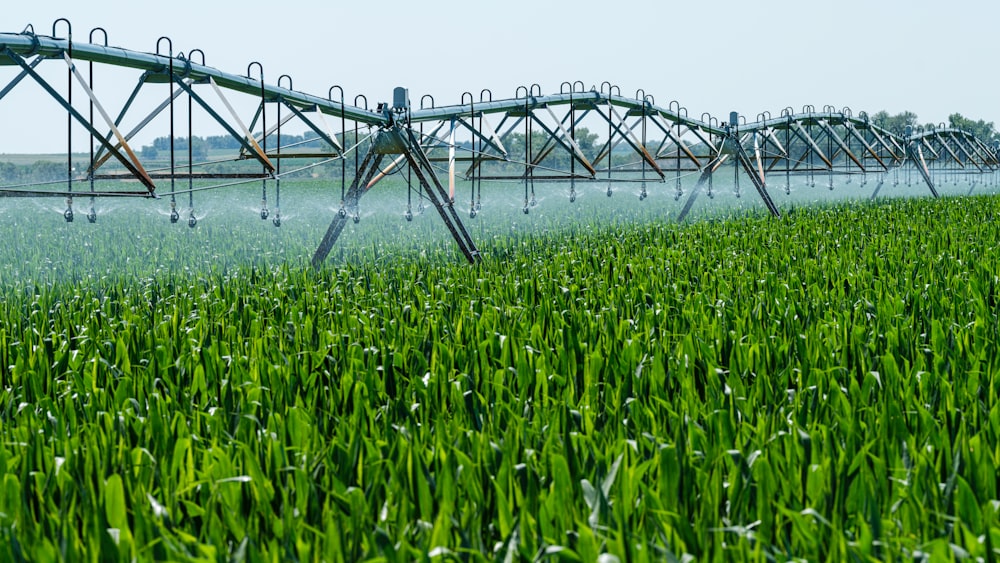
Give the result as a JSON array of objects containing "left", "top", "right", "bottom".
[
  {"left": 947, "top": 113, "right": 996, "bottom": 141},
  {"left": 871, "top": 110, "right": 919, "bottom": 134}
]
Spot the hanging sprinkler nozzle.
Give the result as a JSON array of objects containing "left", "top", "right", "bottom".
[
  {"left": 272, "top": 209, "right": 281, "bottom": 228},
  {"left": 63, "top": 198, "right": 74, "bottom": 223},
  {"left": 260, "top": 199, "right": 269, "bottom": 220},
  {"left": 87, "top": 207, "right": 97, "bottom": 223},
  {"left": 187, "top": 209, "right": 197, "bottom": 228},
  {"left": 169, "top": 201, "right": 180, "bottom": 224}
]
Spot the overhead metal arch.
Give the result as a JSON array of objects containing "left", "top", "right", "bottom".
[{"left": 0, "top": 23, "right": 997, "bottom": 263}]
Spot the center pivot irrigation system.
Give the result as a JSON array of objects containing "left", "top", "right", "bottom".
[{"left": 2, "top": 20, "right": 999, "bottom": 265}]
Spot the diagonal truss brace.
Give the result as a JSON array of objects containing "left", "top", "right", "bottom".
[
  {"left": 62, "top": 53, "right": 155, "bottom": 190},
  {"left": 818, "top": 120, "right": 865, "bottom": 172},
  {"left": 789, "top": 121, "right": 833, "bottom": 169},
  {"left": 590, "top": 102, "right": 663, "bottom": 176},
  {"left": 3, "top": 47, "right": 157, "bottom": 194},
  {"left": 281, "top": 101, "right": 345, "bottom": 155},
  {"left": 0, "top": 55, "right": 43, "bottom": 102},
  {"left": 91, "top": 74, "right": 188, "bottom": 172},
  {"left": 649, "top": 114, "right": 702, "bottom": 169},
  {"left": 172, "top": 77, "right": 275, "bottom": 172},
  {"left": 843, "top": 122, "right": 888, "bottom": 171}
]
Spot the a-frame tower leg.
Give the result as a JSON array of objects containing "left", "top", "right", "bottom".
[
  {"left": 311, "top": 124, "right": 481, "bottom": 267},
  {"left": 400, "top": 127, "right": 480, "bottom": 263},
  {"left": 677, "top": 155, "right": 727, "bottom": 222},
  {"left": 906, "top": 141, "right": 939, "bottom": 198},
  {"left": 311, "top": 148, "right": 385, "bottom": 266}
]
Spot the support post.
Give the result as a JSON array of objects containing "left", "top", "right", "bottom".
[
  {"left": 677, "top": 155, "right": 727, "bottom": 222},
  {"left": 906, "top": 142, "right": 939, "bottom": 198},
  {"left": 734, "top": 138, "right": 780, "bottom": 217}
]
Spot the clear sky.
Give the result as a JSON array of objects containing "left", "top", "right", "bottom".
[{"left": 2, "top": 0, "right": 999, "bottom": 153}]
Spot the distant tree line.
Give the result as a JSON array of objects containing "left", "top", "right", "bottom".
[
  {"left": 872, "top": 110, "right": 997, "bottom": 141},
  {"left": 0, "top": 161, "right": 78, "bottom": 184},
  {"left": 139, "top": 132, "right": 328, "bottom": 159}
]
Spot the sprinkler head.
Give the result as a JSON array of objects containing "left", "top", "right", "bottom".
[
  {"left": 606, "top": 188, "right": 613, "bottom": 198},
  {"left": 87, "top": 207, "right": 97, "bottom": 223},
  {"left": 353, "top": 214, "right": 360, "bottom": 224},
  {"left": 405, "top": 209, "right": 413, "bottom": 222},
  {"left": 63, "top": 207, "right": 74, "bottom": 222},
  {"left": 530, "top": 197, "right": 537, "bottom": 207},
  {"left": 272, "top": 216, "right": 281, "bottom": 228},
  {"left": 569, "top": 194, "right": 576, "bottom": 203},
  {"left": 522, "top": 206, "right": 529, "bottom": 215},
  {"left": 260, "top": 207, "right": 269, "bottom": 220},
  {"left": 470, "top": 207, "right": 477, "bottom": 219},
  {"left": 338, "top": 206, "right": 347, "bottom": 218},
  {"left": 187, "top": 211, "right": 197, "bottom": 228},
  {"left": 475, "top": 201, "right": 481, "bottom": 212}
]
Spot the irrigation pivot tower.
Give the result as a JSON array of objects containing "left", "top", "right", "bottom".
[{"left": 1, "top": 21, "right": 997, "bottom": 263}]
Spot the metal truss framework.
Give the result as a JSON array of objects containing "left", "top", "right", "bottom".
[{"left": 1, "top": 23, "right": 998, "bottom": 263}]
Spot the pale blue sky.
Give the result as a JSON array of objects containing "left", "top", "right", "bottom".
[{"left": 3, "top": 0, "right": 998, "bottom": 152}]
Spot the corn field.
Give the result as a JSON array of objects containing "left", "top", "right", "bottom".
[{"left": 1, "top": 181, "right": 999, "bottom": 561}]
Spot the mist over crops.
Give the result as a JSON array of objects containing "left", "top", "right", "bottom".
[{"left": 2, "top": 177, "right": 1000, "bottom": 560}]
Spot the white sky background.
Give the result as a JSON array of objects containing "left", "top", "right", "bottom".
[{"left": 2, "top": 0, "right": 998, "bottom": 153}]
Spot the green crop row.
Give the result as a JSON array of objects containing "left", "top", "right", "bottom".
[{"left": 0, "top": 180, "right": 999, "bottom": 561}]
